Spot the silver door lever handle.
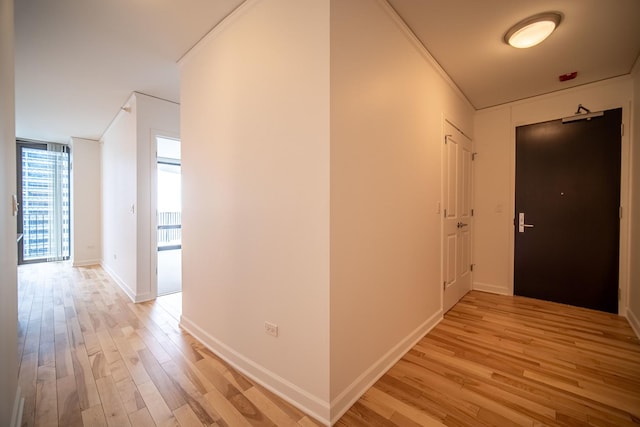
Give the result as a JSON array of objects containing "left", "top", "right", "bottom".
[{"left": 518, "top": 213, "right": 534, "bottom": 233}]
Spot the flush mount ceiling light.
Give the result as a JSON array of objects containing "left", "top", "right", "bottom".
[{"left": 504, "top": 12, "right": 562, "bottom": 48}]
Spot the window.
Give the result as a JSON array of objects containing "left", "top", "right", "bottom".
[{"left": 17, "top": 141, "right": 70, "bottom": 264}]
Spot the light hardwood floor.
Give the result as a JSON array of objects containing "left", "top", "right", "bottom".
[
  {"left": 156, "top": 292, "right": 182, "bottom": 322},
  {"left": 339, "top": 291, "right": 640, "bottom": 426},
  {"left": 18, "top": 262, "right": 640, "bottom": 426},
  {"left": 17, "top": 262, "right": 322, "bottom": 427}
]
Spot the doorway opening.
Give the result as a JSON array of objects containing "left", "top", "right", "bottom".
[
  {"left": 16, "top": 141, "right": 71, "bottom": 264},
  {"left": 156, "top": 136, "right": 182, "bottom": 296}
]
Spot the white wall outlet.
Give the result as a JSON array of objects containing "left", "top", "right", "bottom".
[{"left": 264, "top": 321, "right": 278, "bottom": 337}]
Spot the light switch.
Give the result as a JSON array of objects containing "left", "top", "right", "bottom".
[{"left": 12, "top": 194, "right": 18, "bottom": 216}]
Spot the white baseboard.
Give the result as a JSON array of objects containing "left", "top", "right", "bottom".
[
  {"left": 134, "top": 292, "right": 155, "bottom": 303},
  {"left": 627, "top": 308, "right": 640, "bottom": 340},
  {"left": 10, "top": 386, "right": 23, "bottom": 427},
  {"left": 329, "top": 310, "right": 443, "bottom": 425},
  {"left": 101, "top": 262, "right": 137, "bottom": 303},
  {"left": 473, "top": 281, "right": 511, "bottom": 295},
  {"left": 101, "top": 262, "right": 155, "bottom": 303},
  {"left": 72, "top": 258, "right": 101, "bottom": 267},
  {"left": 179, "top": 315, "right": 331, "bottom": 425}
]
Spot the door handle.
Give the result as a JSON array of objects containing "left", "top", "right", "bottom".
[
  {"left": 518, "top": 213, "right": 534, "bottom": 233},
  {"left": 457, "top": 222, "right": 468, "bottom": 229}
]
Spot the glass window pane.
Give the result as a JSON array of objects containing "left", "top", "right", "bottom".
[{"left": 21, "top": 146, "right": 70, "bottom": 261}]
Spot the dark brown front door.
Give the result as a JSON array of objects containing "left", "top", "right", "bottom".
[{"left": 514, "top": 108, "right": 621, "bottom": 313}]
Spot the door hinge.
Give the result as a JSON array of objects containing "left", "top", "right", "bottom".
[
  {"left": 444, "top": 208, "right": 447, "bottom": 218},
  {"left": 621, "top": 123, "right": 624, "bottom": 136},
  {"left": 620, "top": 206, "right": 623, "bottom": 219},
  {"left": 444, "top": 134, "right": 451, "bottom": 144},
  {"left": 472, "top": 152, "right": 478, "bottom": 161},
  {"left": 470, "top": 264, "right": 475, "bottom": 272},
  {"left": 471, "top": 209, "right": 474, "bottom": 217}
]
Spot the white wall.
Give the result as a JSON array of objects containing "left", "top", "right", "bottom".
[
  {"left": 101, "top": 94, "right": 138, "bottom": 298},
  {"left": 628, "top": 62, "right": 640, "bottom": 336},
  {"left": 329, "top": 0, "right": 474, "bottom": 420},
  {"left": 0, "top": 0, "right": 19, "bottom": 425},
  {"left": 101, "top": 92, "right": 179, "bottom": 302},
  {"left": 179, "top": 1, "right": 478, "bottom": 422},
  {"left": 472, "top": 107, "right": 513, "bottom": 295},
  {"left": 179, "top": 0, "right": 331, "bottom": 421},
  {"left": 71, "top": 137, "right": 101, "bottom": 266},
  {"left": 474, "top": 77, "right": 635, "bottom": 312}
]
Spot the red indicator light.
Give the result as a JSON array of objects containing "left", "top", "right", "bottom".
[{"left": 559, "top": 71, "right": 578, "bottom": 82}]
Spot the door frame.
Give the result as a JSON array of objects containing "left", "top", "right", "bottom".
[
  {"left": 507, "top": 103, "right": 631, "bottom": 315},
  {"left": 150, "top": 129, "right": 181, "bottom": 299}
]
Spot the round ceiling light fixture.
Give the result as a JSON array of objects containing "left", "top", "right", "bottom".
[{"left": 504, "top": 12, "right": 562, "bottom": 48}]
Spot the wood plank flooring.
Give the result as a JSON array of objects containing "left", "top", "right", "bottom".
[
  {"left": 156, "top": 292, "right": 182, "bottom": 323},
  {"left": 338, "top": 291, "right": 640, "bottom": 426},
  {"left": 17, "top": 262, "right": 322, "bottom": 427},
  {"left": 18, "top": 262, "right": 640, "bottom": 426}
]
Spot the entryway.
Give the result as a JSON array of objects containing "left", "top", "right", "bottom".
[{"left": 514, "top": 108, "right": 622, "bottom": 313}]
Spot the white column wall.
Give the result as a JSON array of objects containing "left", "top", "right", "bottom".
[
  {"left": 329, "top": 0, "right": 474, "bottom": 420},
  {"left": 179, "top": 0, "right": 330, "bottom": 421},
  {"left": 101, "top": 94, "right": 138, "bottom": 299}
]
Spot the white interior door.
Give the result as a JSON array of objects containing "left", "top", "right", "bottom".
[{"left": 442, "top": 121, "right": 473, "bottom": 312}]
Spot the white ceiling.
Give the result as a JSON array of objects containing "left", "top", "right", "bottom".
[
  {"left": 15, "top": 0, "right": 244, "bottom": 143},
  {"left": 387, "top": 0, "right": 640, "bottom": 109},
  {"left": 14, "top": 0, "right": 640, "bottom": 143}
]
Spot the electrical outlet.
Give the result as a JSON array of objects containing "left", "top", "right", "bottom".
[{"left": 264, "top": 321, "right": 278, "bottom": 337}]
